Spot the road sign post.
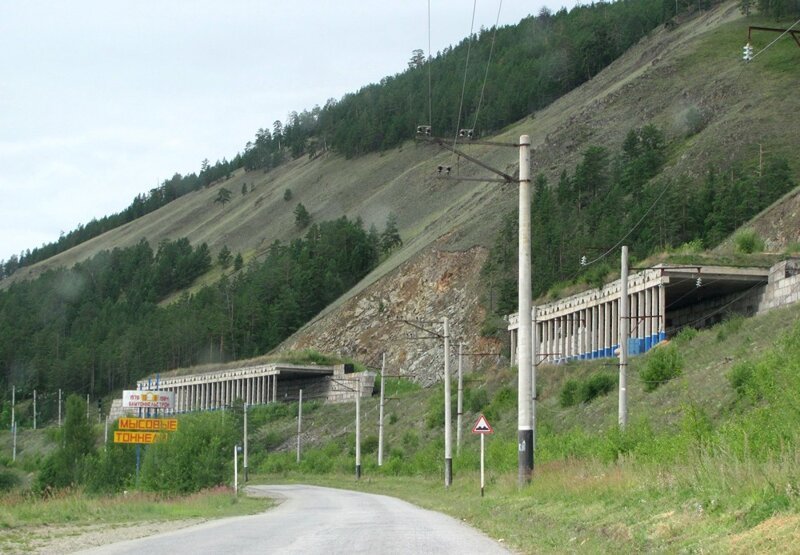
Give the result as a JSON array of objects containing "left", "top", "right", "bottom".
[{"left": 472, "top": 414, "right": 494, "bottom": 497}]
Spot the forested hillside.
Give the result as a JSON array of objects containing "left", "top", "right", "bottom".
[
  {"left": 1, "top": 0, "right": 676, "bottom": 278},
  {"left": 0, "top": 218, "right": 383, "bottom": 401},
  {"left": 1, "top": 0, "right": 799, "bottom": 405},
  {"left": 482, "top": 125, "right": 797, "bottom": 315}
]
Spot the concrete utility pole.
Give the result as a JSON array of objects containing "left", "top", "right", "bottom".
[
  {"left": 33, "top": 389, "right": 37, "bottom": 430},
  {"left": 296, "top": 390, "right": 303, "bottom": 464},
  {"left": 531, "top": 306, "right": 538, "bottom": 453},
  {"left": 378, "top": 353, "right": 385, "bottom": 467},
  {"left": 443, "top": 317, "right": 453, "bottom": 487},
  {"left": 355, "top": 389, "right": 362, "bottom": 480},
  {"left": 457, "top": 342, "right": 464, "bottom": 456},
  {"left": 58, "top": 389, "right": 62, "bottom": 427},
  {"left": 619, "top": 245, "right": 629, "bottom": 428},
  {"left": 86, "top": 394, "right": 90, "bottom": 421},
  {"left": 11, "top": 385, "right": 15, "bottom": 432},
  {"left": 244, "top": 402, "right": 249, "bottom": 481},
  {"left": 518, "top": 134, "right": 533, "bottom": 486}
]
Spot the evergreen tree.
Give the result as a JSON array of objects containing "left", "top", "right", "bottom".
[{"left": 294, "top": 203, "right": 311, "bottom": 229}]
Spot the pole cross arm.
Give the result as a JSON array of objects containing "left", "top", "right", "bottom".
[
  {"left": 430, "top": 137, "right": 516, "bottom": 183},
  {"left": 748, "top": 25, "right": 800, "bottom": 47}
]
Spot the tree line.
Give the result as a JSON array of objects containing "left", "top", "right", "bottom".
[
  {"left": 482, "top": 125, "right": 796, "bottom": 317},
  {"left": 0, "top": 216, "right": 387, "bottom": 400}
]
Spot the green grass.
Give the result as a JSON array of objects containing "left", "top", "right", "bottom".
[{"left": 0, "top": 486, "right": 271, "bottom": 552}]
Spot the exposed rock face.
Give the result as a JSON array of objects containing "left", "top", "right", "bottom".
[{"left": 282, "top": 245, "right": 503, "bottom": 385}]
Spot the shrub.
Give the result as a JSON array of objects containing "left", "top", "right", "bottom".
[
  {"left": 673, "top": 326, "right": 698, "bottom": 344},
  {"left": 483, "top": 386, "right": 515, "bottom": 422},
  {"left": 0, "top": 468, "right": 21, "bottom": 492},
  {"left": 578, "top": 372, "right": 617, "bottom": 403},
  {"left": 716, "top": 315, "right": 744, "bottom": 342},
  {"left": 728, "top": 361, "right": 756, "bottom": 399},
  {"left": 465, "top": 388, "right": 489, "bottom": 413},
  {"left": 640, "top": 344, "right": 683, "bottom": 391},
  {"left": 560, "top": 373, "right": 616, "bottom": 407},
  {"left": 362, "top": 435, "right": 379, "bottom": 454},
  {"left": 560, "top": 379, "right": 580, "bottom": 407},
  {"left": 733, "top": 228, "right": 765, "bottom": 254},
  {"left": 140, "top": 411, "right": 236, "bottom": 493}
]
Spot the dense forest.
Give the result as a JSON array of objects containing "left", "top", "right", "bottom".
[
  {"left": 482, "top": 124, "right": 797, "bottom": 317},
  {"left": 1, "top": 0, "right": 701, "bottom": 278},
  {"left": 0, "top": 216, "right": 392, "bottom": 407}
]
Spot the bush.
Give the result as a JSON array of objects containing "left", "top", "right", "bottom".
[
  {"left": 483, "top": 386, "right": 515, "bottom": 422},
  {"left": 560, "top": 379, "right": 580, "bottom": 407},
  {"left": 140, "top": 411, "right": 236, "bottom": 493},
  {"left": 733, "top": 229, "right": 765, "bottom": 254},
  {"left": 579, "top": 373, "right": 617, "bottom": 403},
  {"left": 559, "top": 374, "right": 616, "bottom": 407},
  {"left": 362, "top": 435, "right": 379, "bottom": 454},
  {"left": 728, "top": 361, "right": 756, "bottom": 399},
  {"left": 716, "top": 315, "right": 744, "bottom": 342},
  {"left": 640, "top": 344, "right": 683, "bottom": 391},
  {"left": 0, "top": 468, "right": 21, "bottom": 492},
  {"left": 673, "top": 326, "right": 698, "bottom": 344},
  {"left": 465, "top": 388, "right": 489, "bottom": 413}
]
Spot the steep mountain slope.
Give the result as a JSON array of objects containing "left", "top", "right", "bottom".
[{"left": 10, "top": 2, "right": 799, "bottom": 376}]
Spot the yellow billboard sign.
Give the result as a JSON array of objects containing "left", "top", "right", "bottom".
[
  {"left": 118, "top": 417, "right": 178, "bottom": 432},
  {"left": 113, "top": 431, "right": 167, "bottom": 444}
]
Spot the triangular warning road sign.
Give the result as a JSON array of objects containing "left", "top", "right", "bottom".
[{"left": 472, "top": 414, "right": 494, "bottom": 434}]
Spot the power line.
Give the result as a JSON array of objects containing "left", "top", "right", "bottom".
[
  {"left": 427, "top": 0, "right": 433, "bottom": 127},
  {"left": 471, "top": 0, "right": 503, "bottom": 133},
  {"left": 451, "top": 0, "right": 478, "bottom": 166}
]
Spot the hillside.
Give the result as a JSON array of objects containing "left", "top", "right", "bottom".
[{"left": 5, "top": 2, "right": 800, "bottom": 379}]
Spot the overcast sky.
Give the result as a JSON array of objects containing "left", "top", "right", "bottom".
[{"left": 0, "top": 1, "right": 579, "bottom": 263}]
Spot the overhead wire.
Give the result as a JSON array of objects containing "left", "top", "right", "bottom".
[
  {"left": 427, "top": 0, "right": 433, "bottom": 127},
  {"left": 451, "top": 0, "right": 478, "bottom": 165},
  {"left": 470, "top": 0, "right": 504, "bottom": 133}
]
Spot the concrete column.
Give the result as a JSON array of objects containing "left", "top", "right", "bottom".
[
  {"left": 638, "top": 290, "right": 646, "bottom": 344},
  {"left": 630, "top": 293, "right": 638, "bottom": 343},
  {"left": 591, "top": 305, "right": 599, "bottom": 358},
  {"left": 571, "top": 314, "right": 579, "bottom": 359},
  {"left": 601, "top": 302, "right": 609, "bottom": 357},
  {"left": 560, "top": 316, "right": 567, "bottom": 362},
  {"left": 644, "top": 288, "right": 653, "bottom": 350},
  {"left": 611, "top": 299, "right": 619, "bottom": 353},
  {"left": 272, "top": 375, "right": 277, "bottom": 402},
  {"left": 543, "top": 320, "right": 549, "bottom": 362},
  {"left": 658, "top": 284, "right": 666, "bottom": 341}
]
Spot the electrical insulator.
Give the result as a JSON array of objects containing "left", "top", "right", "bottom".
[
  {"left": 743, "top": 43, "right": 753, "bottom": 61},
  {"left": 580, "top": 255, "right": 588, "bottom": 266},
  {"left": 696, "top": 276, "right": 702, "bottom": 288}
]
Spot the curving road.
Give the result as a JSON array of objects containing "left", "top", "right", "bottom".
[{"left": 77, "top": 484, "right": 511, "bottom": 554}]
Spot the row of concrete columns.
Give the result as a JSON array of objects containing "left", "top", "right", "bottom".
[
  {"left": 537, "top": 284, "right": 666, "bottom": 364},
  {"left": 159, "top": 374, "right": 279, "bottom": 414}
]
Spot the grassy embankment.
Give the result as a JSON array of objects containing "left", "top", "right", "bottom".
[
  {"left": 0, "top": 487, "right": 271, "bottom": 553},
  {"left": 242, "top": 301, "right": 800, "bottom": 553}
]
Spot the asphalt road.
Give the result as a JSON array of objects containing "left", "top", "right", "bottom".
[{"left": 77, "top": 484, "right": 511, "bottom": 554}]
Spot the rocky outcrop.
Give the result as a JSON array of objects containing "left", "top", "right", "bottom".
[{"left": 281, "top": 244, "right": 503, "bottom": 385}]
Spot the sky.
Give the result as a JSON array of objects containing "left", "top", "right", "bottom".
[{"left": 0, "top": 1, "right": 579, "bottom": 263}]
